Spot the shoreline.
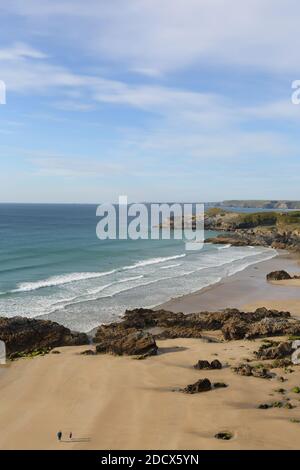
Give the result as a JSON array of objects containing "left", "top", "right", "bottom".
[
  {"left": 159, "top": 250, "right": 300, "bottom": 316},
  {"left": 2, "top": 249, "right": 300, "bottom": 450}
]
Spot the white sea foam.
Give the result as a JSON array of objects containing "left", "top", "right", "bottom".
[
  {"left": 12, "top": 247, "right": 270, "bottom": 297},
  {"left": 159, "top": 263, "right": 182, "bottom": 270},
  {"left": 1, "top": 246, "right": 278, "bottom": 330},
  {"left": 13, "top": 269, "right": 118, "bottom": 293},
  {"left": 122, "top": 254, "right": 186, "bottom": 270},
  {"left": 10, "top": 254, "right": 186, "bottom": 293}
]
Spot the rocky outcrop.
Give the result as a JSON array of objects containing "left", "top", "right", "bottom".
[
  {"left": 91, "top": 307, "right": 300, "bottom": 359},
  {"left": 158, "top": 207, "right": 300, "bottom": 251},
  {"left": 205, "top": 236, "right": 251, "bottom": 247},
  {"left": 156, "top": 326, "right": 203, "bottom": 339},
  {"left": 123, "top": 307, "right": 292, "bottom": 336},
  {"left": 254, "top": 341, "right": 293, "bottom": 360},
  {"left": 267, "top": 271, "right": 292, "bottom": 281},
  {"left": 233, "top": 363, "right": 272, "bottom": 379},
  {"left": 221, "top": 312, "right": 300, "bottom": 341},
  {"left": 204, "top": 208, "right": 300, "bottom": 251},
  {"left": 94, "top": 324, "right": 158, "bottom": 356},
  {"left": 100, "top": 307, "right": 300, "bottom": 343},
  {"left": 0, "top": 316, "right": 89, "bottom": 356}
]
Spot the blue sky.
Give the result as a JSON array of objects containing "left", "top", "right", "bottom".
[{"left": 0, "top": 0, "right": 300, "bottom": 203}]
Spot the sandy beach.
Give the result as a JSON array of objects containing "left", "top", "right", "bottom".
[
  {"left": 160, "top": 252, "right": 300, "bottom": 317},
  {"left": 1, "top": 251, "right": 300, "bottom": 450},
  {"left": 1, "top": 337, "right": 300, "bottom": 450}
]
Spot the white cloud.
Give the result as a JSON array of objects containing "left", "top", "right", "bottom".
[
  {"left": 29, "top": 154, "right": 125, "bottom": 178},
  {"left": 3, "top": 0, "right": 300, "bottom": 73},
  {"left": 0, "top": 42, "right": 47, "bottom": 60}
]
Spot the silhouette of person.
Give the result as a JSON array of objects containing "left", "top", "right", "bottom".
[{"left": 57, "top": 431, "right": 62, "bottom": 441}]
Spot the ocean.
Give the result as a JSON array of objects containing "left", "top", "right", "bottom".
[{"left": 0, "top": 203, "right": 276, "bottom": 332}]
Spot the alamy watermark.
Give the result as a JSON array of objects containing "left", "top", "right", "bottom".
[
  {"left": 291, "top": 340, "right": 300, "bottom": 365},
  {"left": 96, "top": 196, "right": 204, "bottom": 251},
  {"left": 0, "top": 340, "right": 6, "bottom": 365},
  {"left": 291, "top": 80, "right": 300, "bottom": 105},
  {"left": 0, "top": 80, "right": 6, "bottom": 105}
]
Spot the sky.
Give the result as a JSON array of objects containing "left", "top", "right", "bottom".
[{"left": 0, "top": 0, "right": 300, "bottom": 203}]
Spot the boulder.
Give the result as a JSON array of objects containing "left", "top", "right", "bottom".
[
  {"left": 215, "top": 431, "right": 233, "bottom": 440},
  {"left": 211, "top": 359, "right": 223, "bottom": 369},
  {"left": 94, "top": 325, "right": 157, "bottom": 356},
  {"left": 182, "top": 378, "right": 212, "bottom": 394},
  {"left": 193, "top": 359, "right": 222, "bottom": 370},
  {"left": 193, "top": 360, "right": 212, "bottom": 370},
  {"left": 267, "top": 270, "right": 292, "bottom": 281},
  {"left": 0, "top": 316, "right": 89, "bottom": 356},
  {"left": 233, "top": 363, "right": 253, "bottom": 376},
  {"left": 251, "top": 367, "right": 272, "bottom": 379},
  {"left": 222, "top": 314, "right": 300, "bottom": 341},
  {"left": 233, "top": 363, "right": 272, "bottom": 379},
  {"left": 80, "top": 349, "right": 96, "bottom": 355},
  {"left": 255, "top": 341, "right": 293, "bottom": 360}
]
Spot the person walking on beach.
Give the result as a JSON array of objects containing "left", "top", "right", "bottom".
[
  {"left": 69, "top": 432, "right": 72, "bottom": 440},
  {"left": 57, "top": 431, "right": 62, "bottom": 442}
]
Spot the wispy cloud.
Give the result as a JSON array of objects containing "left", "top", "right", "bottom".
[
  {"left": 0, "top": 1, "right": 300, "bottom": 201},
  {"left": 3, "top": 0, "right": 300, "bottom": 73}
]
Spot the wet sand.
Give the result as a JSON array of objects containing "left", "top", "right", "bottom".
[{"left": 160, "top": 252, "right": 300, "bottom": 316}]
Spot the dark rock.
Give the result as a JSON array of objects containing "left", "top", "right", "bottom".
[
  {"left": 213, "top": 382, "right": 228, "bottom": 388},
  {"left": 157, "top": 326, "right": 202, "bottom": 339},
  {"left": 258, "top": 403, "right": 271, "bottom": 409},
  {"left": 211, "top": 359, "right": 222, "bottom": 369},
  {"left": 80, "top": 349, "right": 96, "bottom": 355},
  {"left": 0, "top": 316, "right": 89, "bottom": 355},
  {"left": 267, "top": 271, "right": 292, "bottom": 281},
  {"left": 233, "top": 363, "right": 253, "bottom": 376},
  {"left": 258, "top": 401, "right": 294, "bottom": 410},
  {"left": 193, "top": 360, "right": 212, "bottom": 370},
  {"left": 284, "top": 402, "right": 295, "bottom": 409},
  {"left": 182, "top": 378, "right": 212, "bottom": 394},
  {"left": 255, "top": 341, "right": 293, "bottom": 360},
  {"left": 274, "top": 388, "right": 286, "bottom": 394},
  {"left": 277, "top": 376, "right": 287, "bottom": 383},
  {"left": 233, "top": 363, "right": 271, "bottom": 379},
  {"left": 95, "top": 325, "right": 158, "bottom": 356},
  {"left": 215, "top": 431, "right": 233, "bottom": 440},
  {"left": 91, "top": 306, "right": 300, "bottom": 351},
  {"left": 121, "top": 306, "right": 295, "bottom": 342},
  {"left": 271, "top": 358, "right": 293, "bottom": 368},
  {"left": 251, "top": 367, "right": 272, "bottom": 379},
  {"left": 193, "top": 359, "right": 222, "bottom": 370}
]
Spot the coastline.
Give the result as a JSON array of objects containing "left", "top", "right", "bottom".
[
  {"left": 1, "top": 249, "right": 300, "bottom": 450},
  {"left": 159, "top": 251, "right": 300, "bottom": 316}
]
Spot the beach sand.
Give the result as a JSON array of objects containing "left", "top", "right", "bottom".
[
  {"left": 1, "top": 338, "right": 300, "bottom": 450},
  {"left": 1, "top": 251, "right": 300, "bottom": 450},
  {"left": 160, "top": 252, "right": 300, "bottom": 316}
]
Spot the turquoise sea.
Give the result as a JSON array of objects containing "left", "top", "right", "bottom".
[{"left": 0, "top": 204, "right": 276, "bottom": 332}]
